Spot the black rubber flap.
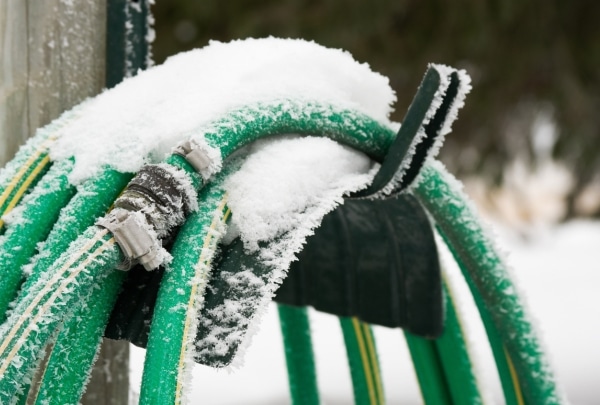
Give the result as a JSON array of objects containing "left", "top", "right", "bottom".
[
  {"left": 104, "top": 264, "right": 164, "bottom": 347},
  {"left": 275, "top": 194, "right": 443, "bottom": 337},
  {"left": 193, "top": 194, "right": 442, "bottom": 368}
]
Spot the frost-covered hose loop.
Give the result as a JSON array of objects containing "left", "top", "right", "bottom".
[
  {"left": 0, "top": 107, "right": 81, "bottom": 213},
  {"left": 413, "top": 161, "right": 564, "bottom": 405},
  {"left": 136, "top": 103, "right": 400, "bottom": 403},
  {"left": 0, "top": 159, "right": 76, "bottom": 318},
  {"left": 174, "top": 100, "right": 397, "bottom": 184},
  {"left": 32, "top": 270, "right": 126, "bottom": 405},
  {"left": 135, "top": 102, "right": 401, "bottom": 405},
  {"left": 0, "top": 228, "right": 123, "bottom": 404},
  {"left": 140, "top": 169, "right": 232, "bottom": 405},
  {"left": 0, "top": 167, "right": 131, "bottom": 401}
]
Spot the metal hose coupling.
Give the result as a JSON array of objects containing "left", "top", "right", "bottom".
[{"left": 97, "top": 164, "right": 197, "bottom": 271}]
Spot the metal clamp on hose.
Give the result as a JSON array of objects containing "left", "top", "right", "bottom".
[
  {"left": 173, "top": 140, "right": 212, "bottom": 176},
  {"left": 97, "top": 164, "right": 196, "bottom": 271},
  {"left": 97, "top": 210, "right": 161, "bottom": 271}
]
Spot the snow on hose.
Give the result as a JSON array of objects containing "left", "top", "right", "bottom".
[{"left": 0, "top": 38, "right": 564, "bottom": 405}]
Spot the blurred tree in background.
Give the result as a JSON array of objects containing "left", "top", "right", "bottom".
[{"left": 151, "top": 0, "right": 600, "bottom": 218}]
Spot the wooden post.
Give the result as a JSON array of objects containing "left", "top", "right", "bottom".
[{"left": 0, "top": 1, "right": 130, "bottom": 404}]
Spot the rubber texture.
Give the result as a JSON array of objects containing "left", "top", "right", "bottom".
[{"left": 0, "top": 159, "right": 76, "bottom": 318}]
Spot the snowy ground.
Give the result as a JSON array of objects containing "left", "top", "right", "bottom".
[{"left": 130, "top": 218, "right": 599, "bottom": 404}]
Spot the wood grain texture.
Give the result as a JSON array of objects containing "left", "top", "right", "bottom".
[{"left": 1, "top": 1, "right": 130, "bottom": 404}]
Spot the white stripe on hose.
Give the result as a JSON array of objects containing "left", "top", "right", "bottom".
[
  {"left": 0, "top": 235, "right": 115, "bottom": 375},
  {"left": 0, "top": 229, "right": 110, "bottom": 368},
  {"left": 175, "top": 198, "right": 229, "bottom": 404}
]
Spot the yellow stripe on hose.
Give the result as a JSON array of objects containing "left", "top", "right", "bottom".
[
  {"left": 362, "top": 322, "right": 384, "bottom": 404},
  {"left": 0, "top": 137, "right": 56, "bottom": 210},
  {"left": 505, "top": 347, "right": 526, "bottom": 405},
  {"left": 0, "top": 233, "right": 115, "bottom": 375},
  {"left": 352, "top": 317, "right": 377, "bottom": 405},
  {"left": 0, "top": 229, "right": 109, "bottom": 360},
  {"left": 175, "top": 197, "right": 230, "bottom": 404},
  {"left": 0, "top": 155, "right": 52, "bottom": 229}
]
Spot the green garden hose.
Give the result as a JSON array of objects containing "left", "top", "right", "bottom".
[
  {"left": 278, "top": 304, "right": 320, "bottom": 405},
  {"left": 433, "top": 282, "right": 483, "bottom": 405},
  {"left": 140, "top": 179, "right": 230, "bottom": 404},
  {"left": 25, "top": 170, "right": 133, "bottom": 404},
  {"left": 0, "top": 108, "right": 81, "bottom": 231},
  {"left": 140, "top": 101, "right": 398, "bottom": 403},
  {"left": 0, "top": 227, "right": 123, "bottom": 403},
  {"left": 340, "top": 317, "right": 385, "bottom": 405},
  {"left": 32, "top": 270, "right": 126, "bottom": 405},
  {"left": 405, "top": 281, "right": 483, "bottom": 405},
  {"left": 0, "top": 91, "right": 563, "bottom": 405},
  {"left": 413, "top": 161, "right": 562, "bottom": 404},
  {"left": 196, "top": 100, "right": 395, "bottom": 162},
  {"left": 0, "top": 159, "right": 76, "bottom": 318},
  {"left": 404, "top": 331, "right": 452, "bottom": 405}
]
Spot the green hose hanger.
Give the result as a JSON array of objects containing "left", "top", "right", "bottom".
[{"left": 0, "top": 45, "right": 565, "bottom": 405}]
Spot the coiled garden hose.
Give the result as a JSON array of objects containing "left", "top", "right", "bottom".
[
  {"left": 0, "top": 73, "right": 563, "bottom": 405},
  {"left": 139, "top": 102, "right": 400, "bottom": 404},
  {"left": 31, "top": 270, "right": 126, "bottom": 405},
  {"left": 0, "top": 155, "right": 194, "bottom": 401},
  {"left": 0, "top": 227, "right": 123, "bottom": 404},
  {"left": 140, "top": 167, "right": 231, "bottom": 405},
  {"left": 0, "top": 108, "right": 81, "bottom": 232},
  {"left": 0, "top": 159, "right": 76, "bottom": 317}
]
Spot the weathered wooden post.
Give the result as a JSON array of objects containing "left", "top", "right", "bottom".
[{"left": 0, "top": 1, "right": 133, "bottom": 403}]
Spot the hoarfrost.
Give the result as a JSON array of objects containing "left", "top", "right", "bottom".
[{"left": 194, "top": 135, "right": 377, "bottom": 368}]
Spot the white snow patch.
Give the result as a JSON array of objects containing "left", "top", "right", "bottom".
[
  {"left": 47, "top": 37, "right": 395, "bottom": 184},
  {"left": 225, "top": 135, "right": 376, "bottom": 257}
]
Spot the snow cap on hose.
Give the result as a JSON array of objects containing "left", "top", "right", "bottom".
[{"left": 48, "top": 37, "right": 397, "bottom": 184}]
